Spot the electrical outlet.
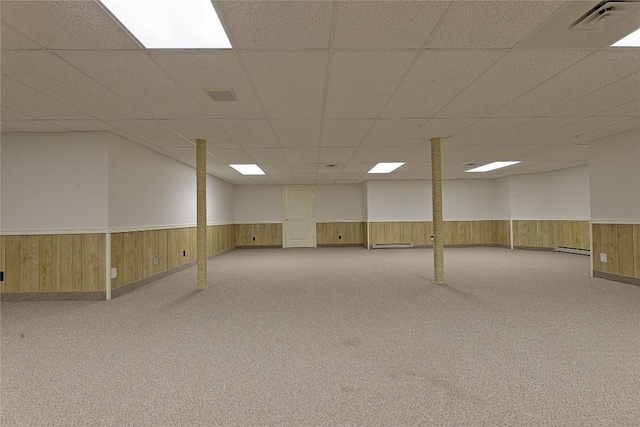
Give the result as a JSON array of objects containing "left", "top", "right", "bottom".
[
  {"left": 110, "top": 268, "right": 117, "bottom": 279},
  {"left": 600, "top": 253, "right": 607, "bottom": 263},
  {"left": 252, "top": 236, "right": 256, "bottom": 241},
  {"left": 0, "top": 271, "right": 4, "bottom": 282},
  {"left": 183, "top": 250, "right": 186, "bottom": 257},
  {"left": 430, "top": 235, "right": 434, "bottom": 242},
  {"left": 339, "top": 235, "right": 342, "bottom": 240}
]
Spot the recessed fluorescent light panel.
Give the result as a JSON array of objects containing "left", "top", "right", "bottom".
[
  {"left": 367, "top": 162, "right": 405, "bottom": 174},
  {"left": 611, "top": 27, "right": 640, "bottom": 47},
  {"left": 465, "top": 161, "right": 521, "bottom": 173},
  {"left": 100, "top": 0, "right": 232, "bottom": 49},
  {"left": 230, "top": 164, "right": 265, "bottom": 175}
]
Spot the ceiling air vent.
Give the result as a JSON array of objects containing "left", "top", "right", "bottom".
[
  {"left": 572, "top": 1, "right": 637, "bottom": 31},
  {"left": 206, "top": 90, "right": 237, "bottom": 102},
  {"left": 322, "top": 164, "right": 345, "bottom": 170}
]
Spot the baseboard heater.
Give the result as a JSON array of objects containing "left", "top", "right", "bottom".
[
  {"left": 372, "top": 243, "right": 414, "bottom": 249},
  {"left": 555, "top": 246, "right": 590, "bottom": 256}
]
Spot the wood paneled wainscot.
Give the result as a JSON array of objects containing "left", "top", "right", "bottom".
[
  {"left": 110, "top": 225, "right": 235, "bottom": 294},
  {"left": 512, "top": 220, "right": 589, "bottom": 250},
  {"left": 368, "top": 221, "right": 510, "bottom": 248},
  {"left": 592, "top": 224, "right": 640, "bottom": 286},
  {"left": 0, "top": 234, "right": 106, "bottom": 299},
  {"left": 235, "top": 223, "right": 282, "bottom": 247},
  {"left": 317, "top": 222, "right": 365, "bottom": 246}
]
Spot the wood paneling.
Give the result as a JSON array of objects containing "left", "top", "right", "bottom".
[
  {"left": 235, "top": 223, "right": 283, "bottom": 247},
  {"left": 110, "top": 225, "right": 235, "bottom": 290},
  {"left": 593, "top": 223, "right": 640, "bottom": 280},
  {"left": 368, "top": 221, "right": 509, "bottom": 247},
  {"left": 1, "top": 233, "right": 106, "bottom": 293},
  {"left": 0, "top": 236, "right": 5, "bottom": 293},
  {"left": 317, "top": 222, "right": 365, "bottom": 245},
  {"left": 512, "top": 220, "right": 589, "bottom": 249}
]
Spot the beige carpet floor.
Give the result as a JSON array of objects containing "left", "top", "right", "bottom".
[{"left": 1, "top": 247, "right": 639, "bottom": 426}]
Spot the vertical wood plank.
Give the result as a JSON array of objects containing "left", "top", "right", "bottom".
[
  {"left": 123, "top": 233, "right": 136, "bottom": 285},
  {"left": 111, "top": 233, "right": 124, "bottom": 289},
  {"left": 59, "top": 235, "right": 74, "bottom": 292},
  {"left": 5, "top": 236, "right": 21, "bottom": 293},
  {"left": 51, "top": 235, "right": 61, "bottom": 292},
  {"left": 0, "top": 236, "right": 5, "bottom": 292},
  {"left": 617, "top": 225, "right": 634, "bottom": 277},
  {"left": 592, "top": 224, "right": 602, "bottom": 272},
  {"left": 633, "top": 225, "right": 640, "bottom": 279},
  {"left": 158, "top": 229, "right": 168, "bottom": 272},
  {"left": 73, "top": 235, "right": 82, "bottom": 291},
  {"left": 39, "top": 235, "right": 53, "bottom": 292},
  {"left": 134, "top": 232, "right": 144, "bottom": 280},
  {"left": 81, "top": 234, "right": 99, "bottom": 292},
  {"left": 21, "top": 236, "right": 40, "bottom": 292},
  {"left": 600, "top": 224, "right": 618, "bottom": 274},
  {"left": 98, "top": 234, "right": 106, "bottom": 292}
]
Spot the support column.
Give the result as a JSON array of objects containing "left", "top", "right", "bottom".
[
  {"left": 430, "top": 137, "right": 444, "bottom": 285},
  {"left": 196, "top": 139, "right": 207, "bottom": 290}
]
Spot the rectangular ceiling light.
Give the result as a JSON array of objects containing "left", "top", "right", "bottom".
[
  {"left": 230, "top": 164, "right": 265, "bottom": 175},
  {"left": 367, "top": 162, "right": 405, "bottom": 174},
  {"left": 465, "top": 161, "right": 521, "bottom": 173},
  {"left": 100, "top": 0, "right": 232, "bottom": 49},
  {"left": 611, "top": 27, "right": 640, "bottom": 47}
]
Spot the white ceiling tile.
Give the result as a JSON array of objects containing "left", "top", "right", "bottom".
[
  {"left": 393, "top": 146, "right": 431, "bottom": 162},
  {"left": 223, "top": 175, "right": 254, "bottom": 185},
  {"left": 293, "top": 173, "right": 317, "bottom": 182},
  {"left": 315, "top": 174, "right": 339, "bottom": 182},
  {"left": 342, "top": 163, "right": 374, "bottom": 174},
  {"left": 245, "top": 148, "right": 288, "bottom": 164},
  {"left": 475, "top": 117, "right": 582, "bottom": 146},
  {"left": 349, "top": 147, "right": 400, "bottom": 163},
  {"left": 219, "top": 1, "right": 333, "bottom": 49},
  {"left": 321, "top": 119, "right": 373, "bottom": 147},
  {"left": 522, "top": 116, "right": 631, "bottom": 145},
  {"left": 1, "top": 106, "right": 33, "bottom": 120},
  {"left": 600, "top": 100, "right": 640, "bottom": 117},
  {"left": 208, "top": 149, "right": 254, "bottom": 164},
  {"left": 493, "top": 51, "right": 640, "bottom": 117},
  {"left": 1, "top": 77, "right": 92, "bottom": 120},
  {"left": 408, "top": 118, "right": 478, "bottom": 141},
  {"left": 160, "top": 120, "right": 232, "bottom": 144},
  {"left": 441, "top": 145, "right": 503, "bottom": 164},
  {"left": 425, "top": 1, "right": 566, "bottom": 49},
  {"left": 247, "top": 175, "right": 275, "bottom": 185},
  {"left": 337, "top": 173, "right": 365, "bottom": 181},
  {"left": 1, "top": 126, "right": 19, "bottom": 133},
  {"left": 217, "top": 119, "right": 279, "bottom": 148},
  {"left": 380, "top": 50, "right": 505, "bottom": 118},
  {"left": 206, "top": 164, "right": 238, "bottom": 176},
  {"left": 289, "top": 163, "right": 318, "bottom": 174},
  {"left": 283, "top": 148, "right": 319, "bottom": 164},
  {"left": 524, "top": 145, "right": 589, "bottom": 162},
  {"left": 325, "top": 51, "right": 417, "bottom": 118},
  {"left": 483, "top": 144, "right": 541, "bottom": 160},
  {"left": 332, "top": 1, "right": 448, "bottom": 50},
  {"left": 243, "top": 51, "right": 328, "bottom": 118},
  {"left": 149, "top": 51, "right": 264, "bottom": 119},
  {"left": 554, "top": 117, "right": 640, "bottom": 145},
  {"left": 56, "top": 51, "right": 208, "bottom": 120},
  {"left": 544, "top": 72, "right": 640, "bottom": 117},
  {"left": 1, "top": 21, "right": 43, "bottom": 49},
  {"left": 106, "top": 120, "right": 194, "bottom": 149},
  {"left": 318, "top": 148, "right": 355, "bottom": 164},
  {"left": 1, "top": 1, "right": 140, "bottom": 50},
  {"left": 360, "top": 119, "right": 425, "bottom": 147},
  {"left": 270, "top": 175, "right": 297, "bottom": 185},
  {"left": 2, "top": 51, "right": 149, "bottom": 119},
  {"left": 397, "top": 162, "right": 431, "bottom": 174},
  {"left": 436, "top": 50, "right": 589, "bottom": 118},
  {"left": 444, "top": 118, "right": 529, "bottom": 146},
  {"left": 0, "top": 120, "right": 70, "bottom": 132},
  {"left": 260, "top": 164, "right": 292, "bottom": 175},
  {"left": 46, "top": 120, "right": 120, "bottom": 132},
  {"left": 271, "top": 119, "right": 321, "bottom": 147}
]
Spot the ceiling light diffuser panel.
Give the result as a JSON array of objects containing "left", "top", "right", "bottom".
[
  {"left": 230, "top": 164, "right": 265, "bottom": 175},
  {"left": 465, "top": 161, "right": 521, "bottom": 173},
  {"left": 611, "top": 27, "right": 640, "bottom": 47},
  {"left": 100, "top": 0, "right": 232, "bottom": 49},
  {"left": 367, "top": 162, "right": 405, "bottom": 174}
]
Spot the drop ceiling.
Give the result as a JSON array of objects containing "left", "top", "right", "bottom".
[{"left": 1, "top": 0, "right": 639, "bottom": 185}]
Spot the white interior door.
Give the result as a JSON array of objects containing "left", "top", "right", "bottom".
[{"left": 283, "top": 185, "right": 315, "bottom": 248}]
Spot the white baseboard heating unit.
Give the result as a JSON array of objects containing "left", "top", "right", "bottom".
[
  {"left": 372, "top": 243, "right": 414, "bottom": 249},
  {"left": 555, "top": 246, "right": 590, "bottom": 256}
]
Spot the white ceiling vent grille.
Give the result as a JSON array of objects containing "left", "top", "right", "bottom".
[
  {"left": 572, "top": 1, "right": 639, "bottom": 31},
  {"left": 206, "top": 90, "right": 237, "bottom": 102}
]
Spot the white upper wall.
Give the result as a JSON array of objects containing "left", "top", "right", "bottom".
[
  {"left": 109, "top": 134, "right": 234, "bottom": 229},
  {"left": 589, "top": 129, "right": 640, "bottom": 221},
  {"left": 316, "top": 184, "right": 364, "bottom": 221},
  {"left": 235, "top": 185, "right": 283, "bottom": 223},
  {"left": 1, "top": 132, "right": 109, "bottom": 232},
  {"left": 366, "top": 179, "right": 503, "bottom": 221},
  {"left": 503, "top": 166, "right": 590, "bottom": 220}
]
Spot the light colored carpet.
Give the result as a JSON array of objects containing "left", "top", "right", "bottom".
[{"left": 1, "top": 247, "right": 639, "bottom": 426}]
